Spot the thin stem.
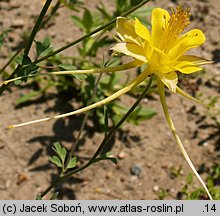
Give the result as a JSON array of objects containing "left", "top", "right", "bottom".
[
  {"left": 0, "top": 0, "right": 53, "bottom": 95},
  {"left": 39, "top": 75, "right": 153, "bottom": 198},
  {"left": 2, "top": 60, "right": 141, "bottom": 85},
  {"left": 38, "top": 176, "right": 61, "bottom": 199},
  {"left": 35, "top": 0, "right": 151, "bottom": 63},
  {"left": 0, "top": 47, "right": 23, "bottom": 75},
  {"left": 0, "top": 0, "right": 151, "bottom": 95},
  {"left": 0, "top": 0, "right": 60, "bottom": 76},
  {"left": 40, "top": 0, "right": 61, "bottom": 29},
  {"left": 9, "top": 67, "right": 149, "bottom": 128},
  {"left": 64, "top": 73, "right": 103, "bottom": 171},
  {"left": 24, "top": 0, "right": 53, "bottom": 56}
]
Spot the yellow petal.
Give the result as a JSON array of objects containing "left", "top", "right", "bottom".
[
  {"left": 151, "top": 8, "right": 170, "bottom": 46},
  {"left": 116, "top": 17, "right": 142, "bottom": 46},
  {"left": 174, "top": 61, "right": 203, "bottom": 74},
  {"left": 176, "top": 86, "right": 211, "bottom": 109},
  {"left": 157, "top": 71, "right": 178, "bottom": 92},
  {"left": 143, "top": 40, "right": 153, "bottom": 61},
  {"left": 111, "top": 42, "right": 148, "bottom": 63},
  {"left": 168, "top": 29, "right": 206, "bottom": 60},
  {"left": 178, "top": 55, "right": 213, "bottom": 65},
  {"left": 134, "top": 17, "right": 151, "bottom": 42}
]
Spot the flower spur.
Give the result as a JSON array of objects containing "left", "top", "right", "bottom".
[{"left": 6, "top": 6, "right": 213, "bottom": 199}]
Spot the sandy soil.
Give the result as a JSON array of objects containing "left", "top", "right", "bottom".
[{"left": 0, "top": 0, "right": 219, "bottom": 199}]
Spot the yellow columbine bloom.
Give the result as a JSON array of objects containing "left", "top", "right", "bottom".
[
  {"left": 6, "top": 6, "right": 213, "bottom": 199},
  {"left": 112, "top": 6, "right": 209, "bottom": 92}
]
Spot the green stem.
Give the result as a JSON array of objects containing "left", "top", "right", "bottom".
[
  {"left": 38, "top": 176, "right": 62, "bottom": 199},
  {"left": 35, "top": 0, "right": 151, "bottom": 63},
  {"left": 0, "top": 47, "right": 23, "bottom": 75},
  {"left": 24, "top": 0, "right": 53, "bottom": 56},
  {"left": 0, "top": 0, "right": 60, "bottom": 76},
  {"left": 0, "top": 0, "right": 53, "bottom": 95},
  {"left": 40, "top": 0, "right": 61, "bottom": 29},
  {"left": 39, "top": 75, "right": 153, "bottom": 198},
  {"left": 64, "top": 73, "right": 103, "bottom": 171}
]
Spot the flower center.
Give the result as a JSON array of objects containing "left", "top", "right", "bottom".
[{"left": 159, "top": 6, "right": 191, "bottom": 52}]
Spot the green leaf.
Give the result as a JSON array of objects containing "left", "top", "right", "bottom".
[
  {"left": 16, "top": 90, "right": 42, "bottom": 105},
  {"left": 116, "top": 0, "right": 126, "bottom": 8},
  {"left": 58, "top": 63, "right": 87, "bottom": 80},
  {"left": 36, "top": 194, "right": 42, "bottom": 200},
  {"left": 49, "top": 156, "right": 63, "bottom": 168},
  {"left": 94, "top": 153, "right": 118, "bottom": 165},
  {"left": 105, "top": 56, "right": 121, "bottom": 67},
  {"left": 60, "top": 148, "right": 67, "bottom": 164},
  {"left": 52, "top": 142, "right": 67, "bottom": 164},
  {"left": 84, "top": 38, "right": 95, "bottom": 55},
  {"left": 187, "top": 173, "right": 193, "bottom": 184},
  {"left": 58, "top": 64, "right": 77, "bottom": 71},
  {"left": 66, "top": 157, "right": 77, "bottom": 169},
  {"left": 50, "top": 192, "right": 59, "bottom": 200},
  {"left": 0, "top": 29, "right": 11, "bottom": 46},
  {"left": 14, "top": 54, "right": 32, "bottom": 65},
  {"left": 129, "top": 106, "right": 157, "bottom": 124},
  {"left": 15, "top": 63, "right": 39, "bottom": 83},
  {"left": 60, "top": 0, "right": 83, "bottom": 11},
  {"left": 53, "top": 142, "right": 62, "bottom": 153},
  {"left": 103, "top": 105, "right": 108, "bottom": 136},
  {"left": 129, "top": 6, "right": 154, "bottom": 26},
  {"left": 14, "top": 80, "right": 22, "bottom": 85},
  {"left": 39, "top": 47, "right": 53, "bottom": 57},
  {"left": 71, "top": 15, "right": 85, "bottom": 31},
  {"left": 97, "top": 3, "right": 111, "bottom": 20},
  {"left": 35, "top": 38, "right": 51, "bottom": 57},
  {"left": 83, "top": 8, "right": 93, "bottom": 32},
  {"left": 190, "top": 190, "right": 202, "bottom": 200}
]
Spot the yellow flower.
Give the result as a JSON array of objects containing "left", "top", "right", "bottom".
[
  {"left": 112, "top": 6, "right": 209, "bottom": 92},
  {"left": 6, "top": 6, "right": 213, "bottom": 199}
]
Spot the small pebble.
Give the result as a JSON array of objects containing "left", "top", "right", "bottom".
[
  {"left": 130, "top": 164, "right": 142, "bottom": 176},
  {"left": 118, "top": 151, "right": 126, "bottom": 159},
  {"left": 153, "top": 185, "right": 159, "bottom": 192},
  {"left": 5, "top": 180, "right": 11, "bottom": 189},
  {"left": 12, "top": 19, "right": 25, "bottom": 28}
]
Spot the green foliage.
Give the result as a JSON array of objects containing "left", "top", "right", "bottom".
[
  {"left": 14, "top": 54, "right": 32, "bottom": 66},
  {"left": 179, "top": 165, "right": 220, "bottom": 200},
  {"left": 0, "top": 29, "right": 11, "bottom": 47},
  {"left": 14, "top": 54, "right": 39, "bottom": 84},
  {"left": 35, "top": 37, "right": 53, "bottom": 58},
  {"left": 6, "top": 1, "right": 156, "bottom": 131},
  {"left": 66, "top": 157, "right": 77, "bottom": 169},
  {"left": 71, "top": 8, "right": 93, "bottom": 33},
  {"left": 0, "top": 0, "right": 160, "bottom": 200},
  {"left": 36, "top": 194, "right": 42, "bottom": 200},
  {"left": 49, "top": 156, "right": 63, "bottom": 168},
  {"left": 170, "top": 165, "right": 183, "bottom": 179},
  {"left": 58, "top": 64, "right": 87, "bottom": 80},
  {"left": 10, "top": 0, "right": 156, "bottom": 129},
  {"left": 52, "top": 142, "right": 67, "bottom": 164},
  {"left": 157, "top": 188, "right": 170, "bottom": 200},
  {"left": 130, "top": 6, "right": 154, "bottom": 26},
  {"left": 50, "top": 192, "right": 59, "bottom": 200},
  {"left": 93, "top": 153, "right": 118, "bottom": 165},
  {"left": 49, "top": 142, "right": 77, "bottom": 172},
  {"left": 60, "top": 0, "right": 83, "bottom": 11},
  {"left": 16, "top": 90, "right": 43, "bottom": 105}
]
